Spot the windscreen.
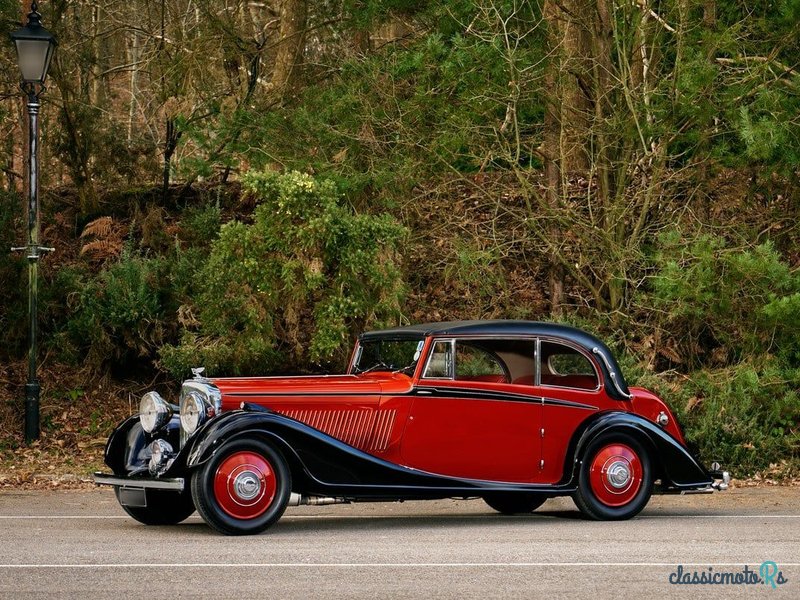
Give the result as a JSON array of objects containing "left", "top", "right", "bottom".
[{"left": 352, "top": 338, "right": 425, "bottom": 375}]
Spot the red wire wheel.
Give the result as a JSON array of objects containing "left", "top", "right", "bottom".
[
  {"left": 213, "top": 451, "right": 277, "bottom": 520},
  {"left": 587, "top": 443, "right": 643, "bottom": 508}
]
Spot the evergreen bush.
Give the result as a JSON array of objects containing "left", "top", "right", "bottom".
[{"left": 160, "top": 170, "right": 407, "bottom": 377}]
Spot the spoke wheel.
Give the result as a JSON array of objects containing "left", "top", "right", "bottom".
[
  {"left": 484, "top": 493, "right": 547, "bottom": 515},
  {"left": 573, "top": 433, "right": 653, "bottom": 521},
  {"left": 115, "top": 487, "right": 195, "bottom": 526},
  {"left": 192, "top": 439, "right": 291, "bottom": 535}
]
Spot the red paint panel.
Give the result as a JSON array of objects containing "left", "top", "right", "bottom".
[
  {"left": 538, "top": 385, "right": 608, "bottom": 484},
  {"left": 629, "top": 387, "right": 686, "bottom": 445},
  {"left": 399, "top": 382, "right": 542, "bottom": 483}
]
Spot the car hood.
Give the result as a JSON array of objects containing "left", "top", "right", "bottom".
[{"left": 208, "top": 372, "right": 413, "bottom": 410}]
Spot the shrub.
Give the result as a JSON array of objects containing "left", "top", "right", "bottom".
[
  {"left": 160, "top": 170, "right": 407, "bottom": 377},
  {"left": 67, "top": 251, "right": 167, "bottom": 369},
  {"left": 0, "top": 191, "right": 25, "bottom": 359},
  {"left": 624, "top": 359, "right": 800, "bottom": 477},
  {"left": 648, "top": 231, "right": 800, "bottom": 367}
]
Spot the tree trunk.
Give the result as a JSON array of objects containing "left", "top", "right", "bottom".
[
  {"left": 559, "top": 1, "right": 592, "bottom": 175},
  {"left": 162, "top": 118, "right": 182, "bottom": 202},
  {"left": 542, "top": 0, "right": 567, "bottom": 314},
  {"left": 271, "top": 0, "right": 308, "bottom": 102},
  {"left": 127, "top": 31, "right": 140, "bottom": 145}
]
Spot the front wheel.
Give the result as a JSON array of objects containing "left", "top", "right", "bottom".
[
  {"left": 572, "top": 433, "right": 653, "bottom": 520},
  {"left": 115, "top": 487, "right": 195, "bottom": 525},
  {"left": 191, "top": 438, "right": 292, "bottom": 535}
]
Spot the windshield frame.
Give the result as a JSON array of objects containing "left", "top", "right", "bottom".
[{"left": 349, "top": 335, "right": 427, "bottom": 376}]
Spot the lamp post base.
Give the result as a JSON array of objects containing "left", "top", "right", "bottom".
[{"left": 25, "top": 381, "right": 40, "bottom": 443}]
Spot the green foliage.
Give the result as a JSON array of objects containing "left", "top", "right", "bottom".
[
  {"left": 160, "top": 170, "right": 407, "bottom": 377},
  {"left": 66, "top": 252, "right": 167, "bottom": 368},
  {"left": 179, "top": 202, "right": 222, "bottom": 248},
  {"left": 649, "top": 231, "right": 800, "bottom": 366},
  {"left": 228, "top": 4, "right": 544, "bottom": 207},
  {"left": 444, "top": 238, "right": 506, "bottom": 302},
  {"left": 0, "top": 192, "right": 25, "bottom": 356},
  {"left": 618, "top": 230, "right": 800, "bottom": 475},
  {"left": 679, "top": 362, "right": 800, "bottom": 475},
  {"left": 624, "top": 357, "right": 800, "bottom": 476}
]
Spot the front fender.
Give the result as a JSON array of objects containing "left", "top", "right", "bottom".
[
  {"left": 565, "top": 411, "right": 712, "bottom": 489},
  {"left": 175, "top": 409, "right": 396, "bottom": 490},
  {"left": 104, "top": 413, "right": 182, "bottom": 476}
]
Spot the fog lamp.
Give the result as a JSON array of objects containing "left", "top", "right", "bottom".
[{"left": 148, "top": 439, "right": 174, "bottom": 474}]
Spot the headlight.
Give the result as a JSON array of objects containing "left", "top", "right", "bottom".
[
  {"left": 178, "top": 380, "right": 221, "bottom": 444},
  {"left": 148, "top": 439, "right": 174, "bottom": 475},
  {"left": 139, "top": 391, "right": 172, "bottom": 433},
  {"left": 180, "top": 391, "right": 209, "bottom": 435}
]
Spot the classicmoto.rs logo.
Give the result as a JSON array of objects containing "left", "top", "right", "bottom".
[{"left": 668, "top": 562, "right": 789, "bottom": 588}]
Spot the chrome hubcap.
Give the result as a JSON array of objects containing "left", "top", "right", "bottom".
[
  {"left": 233, "top": 470, "right": 262, "bottom": 500},
  {"left": 606, "top": 460, "right": 631, "bottom": 489}
]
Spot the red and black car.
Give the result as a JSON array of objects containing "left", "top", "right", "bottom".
[{"left": 95, "top": 320, "right": 729, "bottom": 535}]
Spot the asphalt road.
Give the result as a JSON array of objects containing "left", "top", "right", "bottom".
[{"left": 0, "top": 486, "right": 797, "bottom": 599}]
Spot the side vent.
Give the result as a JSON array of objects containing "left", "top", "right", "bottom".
[{"left": 278, "top": 408, "right": 397, "bottom": 452}]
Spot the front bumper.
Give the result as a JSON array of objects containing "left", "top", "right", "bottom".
[{"left": 94, "top": 472, "right": 185, "bottom": 491}]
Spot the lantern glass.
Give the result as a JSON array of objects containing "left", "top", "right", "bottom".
[
  {"left": 13, "top": 38, "right": 54, "bottom": 84},
  {"left": 9, "top": 5, "right": 57, "bottom": 87}
]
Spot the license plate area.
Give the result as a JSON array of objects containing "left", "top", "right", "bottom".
[{"left": 117, "top": 486, "right": 147, "bottom": 507}]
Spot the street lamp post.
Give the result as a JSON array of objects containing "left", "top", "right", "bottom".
[{"left": 10, "top": 2, "right": 57, "bottom": 443}]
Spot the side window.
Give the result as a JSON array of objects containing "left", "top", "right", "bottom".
[
  {"left": 455, "top": 343, "right": 508, "bottom": 382},
  {"left": 540, "top": 341, "right": 598, "bottom": 390},
  {"left": 423, "top": 340, "right": 453, "bottom": 378}
]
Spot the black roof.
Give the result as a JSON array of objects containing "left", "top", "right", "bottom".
[
  {"left": 361, "top": 319, "right": 596, "bottom": 343},
  {"left": 359, "top": 320, "right": 631, "bottom": 400}
]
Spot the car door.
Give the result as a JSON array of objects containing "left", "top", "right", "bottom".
[
  {"left": 399, "top": 338, "right": 543, "bottom": 483},
  {"left": 534, "top": 339, "right": 604, "bottom": 484}
]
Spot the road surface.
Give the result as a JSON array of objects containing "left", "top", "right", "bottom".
[{"left": 0, "top": 485, "right": 797, "bottom": 598}]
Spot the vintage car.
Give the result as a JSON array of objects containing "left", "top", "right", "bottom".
[{"left": 95, "top": 320, "right": 729, "bottom": 535}]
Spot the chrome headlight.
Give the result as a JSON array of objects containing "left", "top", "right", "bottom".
[
  {"left": 178, "top": 380, "right": 221, "bottom": 443},
  {"left": 148, "top": 439, "right": 174, "bottom": 475},
  {"left": 139, "top": 391, "right": 172, "bottom": 433},
  {"left": 180, "top": 391, "right": 213, "bottom": 435}
]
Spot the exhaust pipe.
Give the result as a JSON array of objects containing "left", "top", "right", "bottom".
[{"left": 288, "top": 492, "right": 350, "bottom": 506}]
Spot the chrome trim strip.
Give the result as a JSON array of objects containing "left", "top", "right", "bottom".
[
  {"left": 415, "top": 386, "right": 598, "bottom": 411},
  {"left": 93, "top": 472, "right": 185, "bottom": 491}
]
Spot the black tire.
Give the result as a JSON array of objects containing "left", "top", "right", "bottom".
[
  {"left": 484, "top": 493, "right": 547, "bottom": 515},
  {"left": 115, "top": 487, "right": 195, "bottom": 526},
  {"left": 191, "top": 438, "right": 292, "bottom": 536},
  {"left": 572, "top": 432, "right": 653, "bottom": 521}
]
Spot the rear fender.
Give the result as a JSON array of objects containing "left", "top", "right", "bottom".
[{"left": 563, "top": 411, "right": 712, "bottom": 489}]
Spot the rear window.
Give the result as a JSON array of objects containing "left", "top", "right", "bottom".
[{"left": 540, "top": 341, "right": 598, "bottom": 390}]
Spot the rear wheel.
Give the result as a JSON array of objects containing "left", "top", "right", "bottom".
[
  {"left": 191, "top": 438, "right": 291, "bottom": 535},
  {"left": 572, "top": 433, "right": 653, "bottom": 520},
  {"left": 115, "top": 487, "right": 195, "bottom": 526},
  {"left": 484, "top": 493, "right": 547, "bottom": 515}
]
